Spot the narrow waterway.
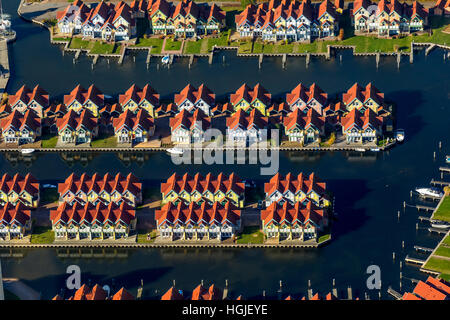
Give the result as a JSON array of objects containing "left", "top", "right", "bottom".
[{"left": 1, "top": 0, "right": 449, "bottom": 299}]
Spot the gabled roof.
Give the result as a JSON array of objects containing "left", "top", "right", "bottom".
[
  {"left": 283, "top": 108, "right": 325, "bottom": 131},
  {"left": 55, "top": 109, "right": 98, "bottom": 132},
  {"left": 0, "top": 110, "right": 41, "bottom": 132},
  {"left": 119, "top": 84, "right": 160, "bottom": 107},
  {"left": 45, "top": 104, "right": 67, "bottom": 117},
  {"left": 340, "top": 108, "right": 383, "bottom": 131},
  {"left": 111, "top": 288, "right": 135, "bottom": 300},
  {"left": 342, "top": 82, "right": 384, "bottom": 106},
  {"left": 63, "top": 84, "right": 104, "bottom": 107},
  {"left": 191, "top": 284, "right": 223, "bottom": 300},
  {"left": 8, "top": 85, "right": 49, "bottom": 108},
  {"left": 317, "top": 0, "right": 337, "bottom": 20},
  {"left": 112, "top": 109, "right": 154, "bottom": 132},
  {"left": 0, "top": 173, "right": 39, "bottom": 197},
  {"left": 264, "top": 172, "right": 327, "bottom": 198},
  {"left": 230, "top": 83, "right": 271, "bottom": 107},
  {"left": 226, "top": 108, "right": 268, "bottom": 130},
  {"left": 211, "top": 103, "right": 234, "bottom": 115},
  {"left": 261, "top": 201, "right": 325, "bottom": 227},
  {"left": 405, "top": 277, "right": 450, "bottom": 300},
  {"left": 155, "top": 201, "right": 241, "bottom": 227},
  {"left": 286, "top": 83, "right": 328, "bottom": 107},
  {"left": 65, "top": 283, "right": 135, "bottom": 300},
  {"left": 169, "top": 109, "right": 211, "bottom": 131},
  {"left": 0, "top": 202, "right": 31, "bottom": 226},
  {"left": 50, "top": 201, "right": 136, "bottom": 226},
  {"left": 161, "top": 287, "right": 184, "bottom": 300},
  {"left": 174, "top": 84, "right": 215, "bottom": 107}
]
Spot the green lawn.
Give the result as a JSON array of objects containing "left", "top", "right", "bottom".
[
  {"left": 432, "top": 196, "right": 450, "bottom": 222},
  {"left": 236, "top": 227, "right": 264, "bottom": 244},
  {"left": 318, "top": 233, "right": 331, "bottom": 244},
  {"left": 90, "top": 135, "right": 117, "bottom": 148},
  {"left": 207, "top": 33, "right": 229, "bottom": 51},
  {"left": 423, "top": 257, "right": 450, "bottom": 275},
  {"left": 131, "top": 37, "right": 164, "bottom": 54},
  {"left": 184, "top": 40, "right": 203, "bottom": 54},
  {"left": 137, "top": 230, "right": 157, "bottom": 243},
  {"left": 90, "top": 42, "right": 121, "bottom": 55},
  {"left": 52, "top": 37, "right": 70, "bottom": 42},
  {"left": 164, "top": 38, "right": 182, "bottom": 51},
  {"left": 435, "top": 245, "right": 450, "bottom": 258},
  {"left": 443, "top": 235, "right": 450, "bottom": 246},
  {"left": 41, "top": 134, "right": 58, "bottom": 148},
  {"left": 31, "top": 226, "right": 55, "bottom": 244},
  {"left": 69, "top": 37, "right": 92, "bottom": 50}
]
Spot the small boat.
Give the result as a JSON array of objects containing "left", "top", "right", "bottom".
[
  {"left": 42, "top": 184, "right": 57, "bottom": 189},
  {"left": 430, "top": 221, "right": 450, "bottom": 229},
  {"left": 355, "top": 148, "right": 366, "bottom": 152},
  {"left": 415, "top": 187, "right": 444, "bottom": 198},
  {"left": 396, "top": 129, "right": 405, "bottom": 143},
  {"left": 166, "top": 147, "right": 184, "bottom": 155},
  {"left": 161, "top": 55, "right": 170, "bottom": 64},
  {"left": 446, "top": 155, "right": 450, "bottom": 164},
  {"left": 20, "top": 149, "right": 35, "bottom": 154},
  {"left": 370, "top": 148, "right": 380, "bottom": 152}
]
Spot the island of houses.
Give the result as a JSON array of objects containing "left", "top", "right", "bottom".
[
  {"left": 0, "top": 82, "right": 395, "bottom": 149},
  {"left": 0, "top": 171, "right": 333, "bottom": 245}
]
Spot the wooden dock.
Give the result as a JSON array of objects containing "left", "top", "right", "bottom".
[
  {"left": 428, "top": 227, "right": 448, "bottom": 235},
  {"left": 407, "top": 204, "right": 436, "bottom": 212},
  {"left": 413, "top": 245, "right": 433, "bottom": 253},
  {"left": 430, "top": 179, "right": 450, "bottom": 187},
  {"left": 387, "top": 287, "right": 402, "bottom": 300},
  {"left": 439, "top": 167, "right": 450, "bottom": 173},
  {"left": 418, "top": 216, "right": 431, "bottom": 222},
  {"left": 405, "top": 255, "right": 426, "bottom": 266}
]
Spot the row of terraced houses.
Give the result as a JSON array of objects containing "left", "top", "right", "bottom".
[
  {"left": 0, "top": 82, "right": 393, "bottom": 147},
  {"left": 0, "top": 171, "right": 331, "bottom": 243},
  {"left": 56, "top": 0, "right": 226, "bottom": 39}
]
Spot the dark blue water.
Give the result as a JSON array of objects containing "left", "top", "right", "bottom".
[{"left": 0, "top": 0, "right": 449, "bottom": 300}]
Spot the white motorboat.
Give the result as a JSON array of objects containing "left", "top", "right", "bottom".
[
  {"left": 446, "top": 155, "right": 450, "bottom": 164},
  {"left": 355, "top": 148, "right": 366, "bottom": 152},
  {"left": 166, "top": 147, "right": 184, "bottom": 155},
  {"left": 20, "top": 148, "right": 35, "bottom": 154},
  {"left": 370, "top": 148, "right": 380, "bottom": 152},
  {"left": 161, "top": 55, "right": 170, "bottom": 64},
  {"left": 396, "top": 129, "right": 405, "bottom": 143},
  {"left": 415, "top": 187, "right": 444, "bottom": 198},
  {"left": 430, "top": 221, "right": 450, "bottom": 229}
]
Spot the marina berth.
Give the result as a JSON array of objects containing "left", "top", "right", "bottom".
[
  {"left": 58, "top": 172, "right": 142, "bottom": 207},
  {"left": 155, "top": 201, "right": 242, "bottom": 241},
  {"left": 161, "top": 172, "right": 245, "bottom": 208},
  {"left": 0, "top": 173, "right": 40, "bottom": 208},
  {"left": 50, "top": 201, "right": 137, "bottom": 241}
]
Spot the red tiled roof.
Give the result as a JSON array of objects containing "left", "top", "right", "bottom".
[
  {"left": 112, "top": 109, "right": 154, "bottom": 132},
  {"left": 111, "top": 287, "right": 135, "bottom": 300},
  {"left": 65, "top": 284, "right": 135, "bottom": 300},
  {"left": 50, "top": 201, "right": 136, "bottom": 227},
  {"left": 169, "top": 109, "right": 211, "bottom": 131},
  {"left": 0, "top": 110, "right": 41, "bottom": 132},
  {"left": 55, "top": 109, "right": 98, "bottom": 132},
  {"left": 161, "top": 172, "right": 244, "bottom": 198},
  {"left": 174, "top": 84, "right": 215, "bottom": 107},
  {"left": 343, "top": 83, "right": 384, "bottom": 107},
  {"left": 268, "top": 102, "right": 290, "bottom": 115},
  {"left": 261, "top": 201, "right": 325, "bottom": 227},
  {"left": 63, "top": 84, "right": 104, "bottom": 108},
  {"left": 100, "top": 103, "right": 123, "bottom": 116},
  {"left": 119, "top": 84, "right": 160, "bottom": 107},
  {"left": 353, "top": 0, "right": 374, "bottom": 13},
  {"left": 211, "top": 103, "right": 234, "bottom": 115},
  {"left": 340, "top": 108, "right": 383, "bottom": 131},
  {"left": 283, "top": 108, "right": 325, "bottom": 132},
  {"left": 191, "top": 284, "right": 223, "bottom": 300},
  {"left": 161, "top": 287, "right": 184, "bottom": 300},
  {"left": 264, "top": 172, "right": 327, "bottom": 198},
  {"left": 8, "top": 85, "right": 49, "bottom": 108},
  {"left": 230, "top": 83, "right": 271, "bottom": 107},
  {"left": 58, "top": 172, "right": 141, "bottom": 201},
  {"left": 226, "top": 108, "right": 268, "bottom": 130},
  {"left": 318, "top": 0, "right": 337, "bottom": 20},
  {"left": 0, "top": 173, "right": 39, "bottom": 199},
  {"left": 155, "top": 201, "right": 241, "bottom": 227},
  {"left": 156, "top": 103, "right": 177, "bottom": 115},
  {"left": 286, "top": 83, "right": 328, "bottom": 108},
  {"left": 413, "top": 280, "right": 448, "bottom": 300},
  {"left": 0, "top": 202, "right": 31, "bottom": 226},
  {"left": 45, "top": 104, "right": 67, "bottom": 117}
]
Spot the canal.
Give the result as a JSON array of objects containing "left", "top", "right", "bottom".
[{"left": 1, "top": 0, "right": 450, "bottom": 299}]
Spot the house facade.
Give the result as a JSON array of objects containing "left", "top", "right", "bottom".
[
  {"left": 58, "top": 172, "right": 142, "bottom": 207},
  {"left": 235, "top": 0, "right": 339, "bottom": 41},
  {"left": 0, "top": 203, "right": 32, "bottom": 240},
  {"left": 118, "top": 84, "right": 160, "bottom": 117},
  {"left": 155, "top": 201, "right": 241, "bottom": 241},
  {"left": 351, "top": 0, "right": 428, "bottom": 35},
  {"left": 169, "top": 109, "right": 211, "bottom": 144},
  {"left": 148, "top": 0, "right": 226, "bottom": 37},
  {"left": 261, "top": 201, "right": 327, "bottom": 241},
  {"left": 174, "top": 84, "right": 215, "bottom": 115},
  {"left": 283, "top": 108, "right": 325, "bottom": 144},
  {"left": 230, "top": 83, "right": 271, "bottom": 116},
  {"left": 112, "top": 109, "right": 155, "bottom": 144},
  {"left": 55, "top": 109, "right": 99, "bottom": 145},
  {"left": 64, "top": 84, "right": 104, "bottom": 117},
  {"left": 342, "top": 82, "right": 386, "bottom": 114},
  {"left": 8, "top": 85, "right": 49, "bottom": 118},
  {"left": 56, "top": 0, "right": 137, "bottom": 41},
  {"left": 0, "top": 110, "right": 41, "bottom": 145},
  {"left": 50, "top": 202, "right": 136, "bottom": 240},
  {"left": 161, "top": 172, "right": 245, "bottom": 207},
  {"left": 340, "top": 108, "right": 384, "bottom": 143},
  {"left": 0, "top": 173, "right": 40, "bottom": 208},
  {"left": 264, "top": 172, "right": 331, "bottom": 207},
  {"left": 226, "top": 109, "right": 269, "bottom": 146},
  {"left": 286, "top": 83, "right": 328, "bottom": 115}
]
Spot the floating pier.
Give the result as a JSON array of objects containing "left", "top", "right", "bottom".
[
  {"left": 404, "top": 255, "right": 425, "bottom": 266},
  {"left": 387, "top": 287, "right": 402, "bottom": 300},
  {"left": 413, "top": 245, "right": 433, "bottom": 253},
  {"left": 418, "top": 216, "right": 431, "bottom": 222},
  {"left": 430, "top": 179, "right": 450, "bottom": 187},
  {"left": 439, "top": 167, "right": 450, "bottom": 173},
  {"left": 428, "top": 227, "right": 448, "bottom": 235}
]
